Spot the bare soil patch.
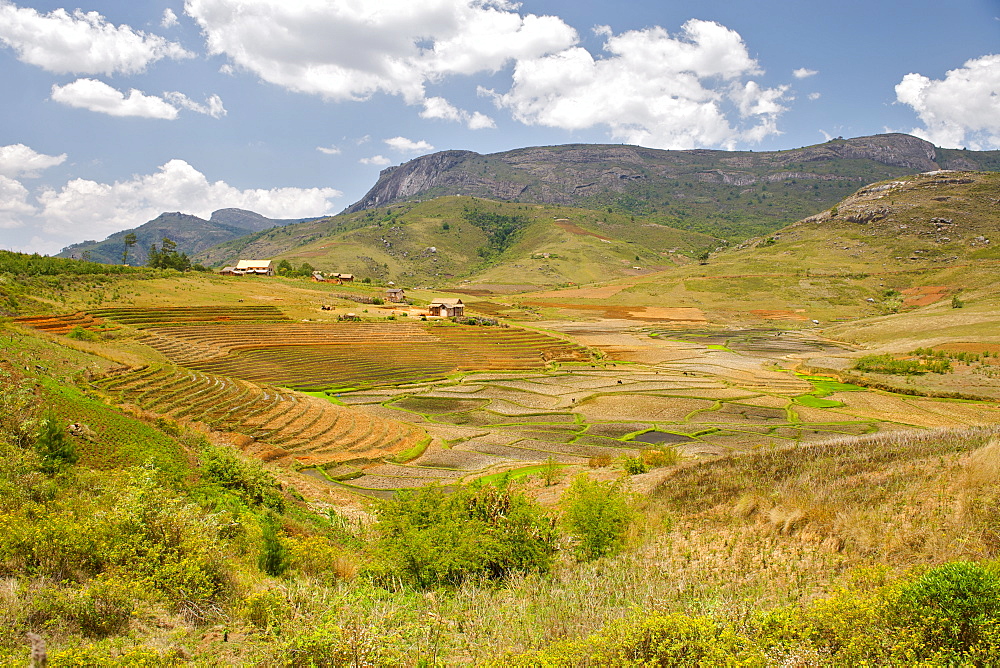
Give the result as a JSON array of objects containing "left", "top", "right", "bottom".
[{"left": 750, "top": 309, "right": 809, "bottom": 320}]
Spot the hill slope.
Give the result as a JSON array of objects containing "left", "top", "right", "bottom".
[
  {"left": 197, "top": 197, "right": 719, "bottom": 289},
  {"left": 346, "top": 134, "right": 1000, "bottom": 241}
]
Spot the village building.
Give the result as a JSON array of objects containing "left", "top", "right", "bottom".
[
  {"left": 428, "top": 297, "right": 464, "bottom": 317},
  {"left": 235, "top": 259, "right": 275, "bottom": 276},
  {"left": 386, "top": 288, "right": 406, "bottom": 303},
  {"left": 311, "top": 271, "right": 327, "bottom": 282},
  {"left": 219, "top": 266, "right": 244, "bottom": 276},
  {"left": 332, "top": 272, "right": 354, "bottom": 283}
]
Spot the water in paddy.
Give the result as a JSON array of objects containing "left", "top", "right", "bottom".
[{"left": 631, "top": 430, "right": 693, "bottom": 445}]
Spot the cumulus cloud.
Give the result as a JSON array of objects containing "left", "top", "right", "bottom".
[
  {"left": 32, "top": 159, "right": 341, "bottom": 242},
  {"left": 183, "top": 0, "right": 573, "bottom": 119},
  {"left": 793, "top": 67, "right": 818, "bottom": 78},
  {"left": 52, "top": 79, "right": 179, "bottom": 119},
  {"left": 488, "top": 19, "right": 788, "bottom": 149},
  {"left": 162, "top": 8, "right": 179, "bottom": 28},
  {"left": 0, "top": 143, "right": 67, "bottom": 178},
  {"left": 421, "top": 96, "right": 496, "bottom": 129},
  {"left": 0, "top": 2, "right": 191, "bottom": 75},
  {"left": 895, "top": 54, "right": 1000, "bottom": 149},
  {"left": 360, "top": 155, "right": 392, "bottom": 166},
  {"left": 316, "top": 145, "right": 341, "bottom": 155},
  {"left": 385, "top": 136, "right": 434, "bottom": 153},
  {"left": 0, "top": 175, "right": 36, "bottom": 229},
  {"left": 52, "top": 79, "right": 226, "bottom": 119}
]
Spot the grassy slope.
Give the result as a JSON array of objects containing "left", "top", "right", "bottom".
[{"left": 196, "top": 197, "right": 718, "bottom": 289}]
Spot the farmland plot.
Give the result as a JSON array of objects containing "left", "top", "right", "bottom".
[{"left": 29, "top": 304, "right": 999, "bottom": 495}]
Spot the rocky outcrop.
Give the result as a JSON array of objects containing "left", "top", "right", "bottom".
[{"left": 344, "top": 133, "right": 987, "bottom": 215}]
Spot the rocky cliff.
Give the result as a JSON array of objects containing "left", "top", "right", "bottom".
[{"left": 345, "top": 134, "right": 1000, "bottom": 226}]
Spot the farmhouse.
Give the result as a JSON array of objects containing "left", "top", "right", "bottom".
[
  {"left": 219, "top": 266, "right": 244, "bottom": 276},
  {"left": 386, "top": 288, "right": 406, "bottom": 302},
  {"left": 311, "top": 271, "right": 327, "bottom": 282},
  {"left": 428, "top": 297, "right": 464, "bottom": 317},
  {"left": 332, "top": 273, "right": 354, "bottom": 283},
  {"left": 235, "top": 259, "right": 275, "bottom": 276}
]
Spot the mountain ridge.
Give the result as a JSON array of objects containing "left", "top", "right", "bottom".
[
  {"left": 57, "top": 208, "right": 318, "bottom": 265},
  {"left": 344, "top": 133, "right": 1000, "bottom": 240}
]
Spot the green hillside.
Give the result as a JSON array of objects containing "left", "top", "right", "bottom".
[{"left": 197, "top": 197, "right": 720, "bottom": 289}]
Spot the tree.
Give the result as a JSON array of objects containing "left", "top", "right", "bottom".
[
  {"left": 258, "top": 513, "right": 289, "bottom": 576},
  {"left": 122, "top": 232, "right": 137, "bottom": 265},
  {"left": 36, "top": 410, "right": 77, "bottom": 474},
  {"left": 147, "top": 237, "right": 191, "bottom": 271},
  {"left": 276, "top": 259, "right": 294, "bottom": 276},
  {"left": 698, "top": 250, "right": 710, "bottom": 265}
]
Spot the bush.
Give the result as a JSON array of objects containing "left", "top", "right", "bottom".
[
  {"left": 199, "top": 444, "right": 285, "bottom": 512},
  {"left": 510, "top": 612, "right": 766, "bottom": 666},
  {"left": 620, "top": 454, "right": 649, "bottom": 475},
  {"left": 35, "top": 410, "right": 77, "bottom": 475},
  {"left": 894, "top": 561, "right": 1000, "bottom": 660},
  {"left": 560, "top": 475, "right": 635, "bottom": 561},
  {"left": 371, "top": 482, "right": 556, "bottom": 587},
  {"left": 258, "top": 513, "right": 289, "bottom": 577}
]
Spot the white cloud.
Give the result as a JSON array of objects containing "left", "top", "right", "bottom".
[
  {"left": 489, "top": 19, "right": 788, "bottom": 149},
  {"left": 0, "top": 175, "right": 36, "bottom": 229},
  {"left": 0, "top": 143, "right": 67, "bottom": 178},
  {"left": 163, "top": 91, "right": 227, "bottom": 118},
  {"left": 31, "top": 159, "right": 341, "bottom": 244},
  {"left": 384, "top": 136, "right": 434, "bottom": 153},
  {"left": 183, "top": 0, "right": 574, "bottom": 119},
  {"left": 316, "top": 145, "right": 341, "bottom": 155},
  {"left": 360, "top": 155, "right": 392, "bottom": 166},
  {"left": 162, "top": 8, "right": 179, "bottom": 28},
  {"left": 808, "top": 92, "right": 821, "bottom": 100},
  {"left": 895, "top": 54, "right": 1000, "bottom": 149},
  {"left": 52, "top": 79, "right": 179, "bottom": 119},
  {"left": 793, "top": 67, "right": 818, "bottom": 78},
  {"left": 0, "top": 2, "right": 191, "bottom": 75},
  {"left": 52, "top": 79, "right": 226, "bottom": 119},
  {"left": 421, "top": 96, "right": 496, "bottom": 129}
]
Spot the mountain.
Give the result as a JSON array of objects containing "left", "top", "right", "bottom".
[
  {"left": 57, "top": 209, "right": 316, "bottom": 265},
  {"left": 345, "top": 134, "right": 1000, "bottom": 241}
]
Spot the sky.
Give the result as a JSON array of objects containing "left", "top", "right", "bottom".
[{"left": 0, "top": 0, "right": 998, "bottom": 255}]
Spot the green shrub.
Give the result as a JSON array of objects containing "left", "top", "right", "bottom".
[
  {"left": 894, "top": 561, "right": 1000, "bottom": 660},
  {"left": 66, "top": 326, "right": 100, "bottom": 342},
  {"left": 510, "top": 612, "right": 766, "bottom": 666},
  {"left": 560, "top": 474, "right": 635, "bottom": 561},
  {"left": 371, "top": 482, "right": 556, "bottom": 587},
  {"left": 282, "top": 624, "right": 391, "bottom": 667},
  {"left": 258, "top": 513, "right": 289, "bottom": 577},
  {"left": 199, "top": 444, "right": 285, "bottom": 512},
  {"left": 620, "top": 454, "right": 649, "bottom": 475},
  {"left": 35, "top": 410, "right": 77, "bottom": 475}
]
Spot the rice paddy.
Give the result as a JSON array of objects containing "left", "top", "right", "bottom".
[{"left": 16, "top": 304, "right": 1000, "bottom": 495}]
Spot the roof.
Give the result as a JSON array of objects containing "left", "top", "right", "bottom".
[
  {"left": 235, "top": 259, "right": 274, "bottom": 269},
  {"left": 335, "top": 273, "right": 354, "bottom": 279},
  {"left": 386, "top": 288, "right": 405, "bottom": 293},
  {"left": 429, "top": 298, "right": 464, "bottom": 306}
]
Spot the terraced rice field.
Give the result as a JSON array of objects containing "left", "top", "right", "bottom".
[
  {"left": 27, "top": 305, "right": 1000, "bottom": 497},
  {"left": 89, "top": 364, "right": 425, "bottom": 467},
  {"left": 14, "top": 305, "right": 290, "bottom": 334},
  {"left": 136, "top": 322, "right": 590, "bottom": 390},
  {"left": 317, "top": 357, "right": 1000, "bottom": 493}
]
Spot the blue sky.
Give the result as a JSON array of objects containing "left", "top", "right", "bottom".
[{"left": 1, "top": 0, "right": 998, "bottom": 255}]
